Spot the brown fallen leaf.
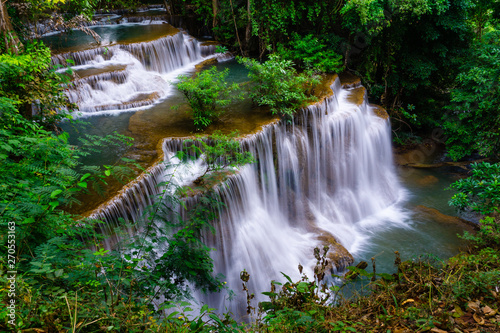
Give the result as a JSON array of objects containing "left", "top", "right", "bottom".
[
  {"left": 430, "top": 327, "right": 447, "bottom": 333},
  {"left": 402, "top": 298, "right": 415, "bottom": 305},
  {"left": 482, "top": 305, "right": 497, "bottom": 317},
  {"left": 467, "top": 300, "right": 480, "bottom": 312},
  {"left": 473, "top": 313, "right": 485, "bottom": 325}
]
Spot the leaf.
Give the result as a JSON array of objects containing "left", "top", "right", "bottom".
[
  {"left": 93, "top": 248, "right": 109, "bottom": 256},
  {"left": 262, "top": 292, "right": 277, "bottom": 297},
  {"left": 104, "top": 170, "right": 111, "bottom": 177},
  {"left": 49, "top": 201, "right": 59, "bottom": 210},
  {"left": 473, "top": 313, "right": 485, "bottom": 325},
  {"left": 77, "top": 182, "right": 87, "bottom": 188},
  {"left": 208, "top": 314, "right": 223, "bottom": 325},
  {"left": 80, "top": 173, "right": 91, "bottom": 181},
  {"left": 50, "top": 189, "right": 62, "bottom": 198},
  {"left": 22, "top": 217, "right": 35, "bottom": 224},
  {"left": 402, "top": 299, "right": 415, "bottom": 306},
  {"left": 296, "top": 282, "right": 309, "bottom": 293},
  {"left": 54, "top": 269, "right": 64, "bottom": 278},
  {"left": 281, "top": 272, "right": 293, "bottom": 283}
]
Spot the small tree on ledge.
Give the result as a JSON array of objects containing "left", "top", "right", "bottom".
[{"left": 175, "top": 66, "right": 242, "bottom": 131}]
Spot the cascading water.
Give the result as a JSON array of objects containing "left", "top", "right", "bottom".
[
  {"left": 88, "top": 74, "right": 407, "bottom": 317},
  {"left": 189, "top": 80, "right": 408, "bottom": 317},
  {"left": 64, "top": 21, "right": 408, "bottom": 317},
  {"left": 53, "top": 31, "right": 216, "bottom": 115}
]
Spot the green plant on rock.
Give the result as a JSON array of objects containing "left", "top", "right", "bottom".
[
  {"left": 449, "top": 162, "right": 500, "bottom": 247},
  {"left": 183, "top": 131, "right": 255, "bottom": 186},
  {"left": 176, "top": 66, "right": 243, "bottom": 131},
  {"left": 238, "top": 54, "right": 319, "bottom": 119},
  {"left": 0, "top": 41, "right": 75, "bottom": 129}
]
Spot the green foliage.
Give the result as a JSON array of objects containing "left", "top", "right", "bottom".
[
  {"left": 277, "top": 33, "right": 344, "bottom": 73},
  {"left": 184, "top": 131, "right": 255, "bottom": 183},
  {"left": 160, "top": 302, "right": 246, "bottom": 332},
  {"left": 449, "top": 162, "right": 500, "bottom": 250},
  {"left": 443, "top": 30, "right": 500, "bottom": 160},
  {"left": 449, "top": 162, "right": 500, "bottom": 215},
  {"left": 215, "top": 45, "right": 229, "bottom": 54},
  {"left": 0, "top": 41, "right": 74, "bottom": 128},
  {"left": 0, "top": 149, "right": 237, "bottom": 330},
  {"left": 176, "top": 66, "right": 242, "bottom": 130},
  {"left": 461, "top": 216, "right": 500, "bottom": 249},
  {"left": 341, "top": 0, "right": 472, "bottom": 132},
  {"left": 238, "top": 54, "right": 319, "bottom": 118}
]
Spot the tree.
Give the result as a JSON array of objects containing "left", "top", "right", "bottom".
[
  {"left": 340, "top": 0, "right": 473, "bottom": 130},
  {"left": 277, "top": 33, "right": 344, "bottom": 73},
  {"left": 0, "top": 0, "right": 21, "bottom": 53},
  {"left": 442, "top": 30, "right": 500, "bottom": 160},
  {"left": 176, "top": 66, "right": 242, "bottom": 130},
  {"left": 238, "top": 54, "right": 319, "bottom": 118}
]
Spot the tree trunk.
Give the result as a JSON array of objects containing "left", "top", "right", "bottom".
[
  {"left": 212, "top": 0, "right": 219, "bottom": 30},
  {"left": 229, "top": 0, "right": 243, "bottom": 55},
  {"left": 243, "top": 0, "right": 251, "bottom": 56},
  {"left": 164, "top": 0, "right": 174, "bottom": 16},
  {"left": 0, "top": 0, "right": 22, "bottom": 54}
]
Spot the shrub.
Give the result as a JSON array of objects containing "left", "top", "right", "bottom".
[
  {"left": 238, "top": 54, "right": 319, "bottom": 119},
  {"left": 176, "top": 66, "right": 242, "bottom": 131}
]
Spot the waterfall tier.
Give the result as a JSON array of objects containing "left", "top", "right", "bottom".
[
  {"left": 89, "top": 76, "right": 405, "bottom": 317},
  {"left": 53, "top": 31, "right": 216, "bottom": 114}
]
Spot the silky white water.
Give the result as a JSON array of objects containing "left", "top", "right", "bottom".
[
  {"left": 53, "top": 31, "right": 217, "bottom": 116},
  {"left": 185, "top": 81, "right": 408, "bottom": 317}
]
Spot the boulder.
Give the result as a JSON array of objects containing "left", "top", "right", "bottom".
[{"left": 414, "top": 205, "right": 478, "bottom": 232}]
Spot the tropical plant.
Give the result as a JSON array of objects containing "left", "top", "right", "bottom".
[
  {"left": 449, "top": 162, "right": 500, "bottom": 215},
  {"left": 238, "top": 54, "right": 319, "bottom": 118},
  {"left": 449, "top": 162, "right": 500, "bottom": 248},
  {"left": 176, "top": 66, "right": 243, "bottom": 130}
]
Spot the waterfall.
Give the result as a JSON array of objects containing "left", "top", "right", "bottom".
[
  {"left": 53, "top": 32, "right": 216, "bottom": 115},
  {"left": 194, "top": 80, "right": 405, "bottom": 317},
  {"left": 89, "top": 76, "right": 406, "bottom": 317}
]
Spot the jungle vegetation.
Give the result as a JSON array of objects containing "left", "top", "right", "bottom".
[{"left": 1, "top": 0, "right": 499, "bottom": 331}]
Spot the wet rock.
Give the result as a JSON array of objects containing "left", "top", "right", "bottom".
[
  {"left": 195, "top": 57, "right": 218, "bottom": 71},
  {"left": 394, "top": 141, "right": 444, "bottom": 166},
  {"left": 345, "top": 261, "right": 369, "bottom": 280},
  {"left": 317, "top": 232, "right": 355, "bottom": 272},
  {"left": 414, "top": 205, "right": 478, "bottom": 232},
  {"left": 346, "top": 87, "right": 366, "bottom": 106},
  {"left": 339, "top": 72, "right": 362, "bottom": 88},
  {"left": 371, "top": 105, "right": 389, "bottom": 119}
]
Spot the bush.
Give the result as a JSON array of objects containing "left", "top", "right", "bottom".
[
  {"left": 238, "top": 54, "right": 319, "bottom": 119},
  {"left": 449, "top": 162, "right": 500, "bottom": 216},
  {"left": 176, "top": 66, "right": 242, "bottom": 131}
]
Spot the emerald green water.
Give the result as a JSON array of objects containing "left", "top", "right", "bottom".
[
  {"left": 356, "top": 167, "right": 470, "bottom": 274},
  {"left": 43, "top": 23, "right": 178, "bottom": 53}
]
